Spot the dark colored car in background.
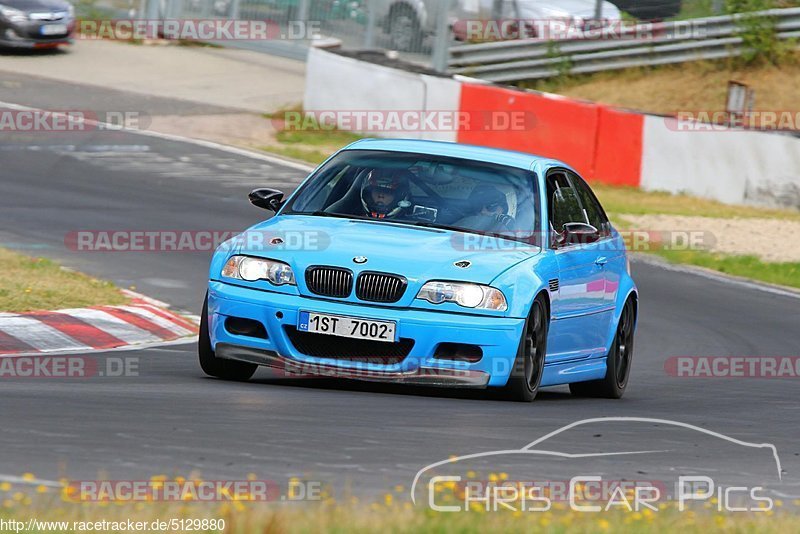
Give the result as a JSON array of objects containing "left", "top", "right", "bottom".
[
  {"left": 610, "top": 0, "right": 683, "bottom": 20},
  {"left": 0, "top": 0, "right": 75, "bottom": 49}
]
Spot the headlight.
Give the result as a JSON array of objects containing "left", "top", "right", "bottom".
[
  {"left": 221, "top": 256, "right": 296, "bottom": 286},
  {"left": 67, "top": 4, "right": 75, "bottom": 17},
  {"left": 416, "top": 281, "right": 507, "bottom": 311},
  {"left": 0, "top": 4, "right": 28, "bottom": 23}
]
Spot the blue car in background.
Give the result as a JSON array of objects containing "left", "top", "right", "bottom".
[{"left": 200, "top": 139, "right": 638, "bottom": 402}]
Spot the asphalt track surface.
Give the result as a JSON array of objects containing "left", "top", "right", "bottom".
[{"left": 1, "top": 74, "right": 799, "bottom": 501}]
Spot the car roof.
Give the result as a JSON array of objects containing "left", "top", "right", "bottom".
[{"left": 343, "top": 138, "right": 569, "bottom": 173}]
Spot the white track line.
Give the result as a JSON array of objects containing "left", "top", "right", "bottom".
[{"left": 0, "top": 474, "right": 61, "bottom": 488}]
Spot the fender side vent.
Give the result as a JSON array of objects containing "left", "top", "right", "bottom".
[{"left": 548, "top": 279, "right": 560, "bottom": 292}]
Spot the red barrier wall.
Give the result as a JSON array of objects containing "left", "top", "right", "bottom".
[
  {"left": 457, "top": 83, "right": 643, "bottom": 187},
  {"left": 593, "top": 106, "right": 644, "bottom": 187}
]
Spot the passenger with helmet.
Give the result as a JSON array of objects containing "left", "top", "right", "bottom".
[
  {"left": 361, "top": 169, "right": 413, "bottom": 219},
  {"left": 456, "top": 184, "right": 515, "bottom": 232}
]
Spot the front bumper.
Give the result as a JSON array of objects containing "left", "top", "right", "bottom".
[
  {"left": 0, "top": 21, "right": 73, "bottom": 48},
  {"left": 209, "top": 281, "right": 526, "bottom": 388}
]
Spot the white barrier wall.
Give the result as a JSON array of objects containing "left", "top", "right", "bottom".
[
  {"left": 641, "top": 116, "right": 800, "bottom": 209},
  {"left": 303, "top": 47, "right": 462, "bottom": 142}
]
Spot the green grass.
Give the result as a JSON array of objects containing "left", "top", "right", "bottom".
[
  {"left": 262, "top": 108, "right": 364, "bottom": 165},
  {"left": 594, "top": 184, "right": 800, "bottom": 221},
  {"left": 0, "top": 248, "right": 127, "bottom": 312}
]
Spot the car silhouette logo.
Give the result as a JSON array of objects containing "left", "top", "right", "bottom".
[
  {"left": 353, "top": 256, "right": 368, "bottom": 264},
  {"left": 454, "top": 260, "right": 471, "bottom": 269}
]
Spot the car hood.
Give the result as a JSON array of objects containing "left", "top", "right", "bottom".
[
  {"left": 2, "top": 0, "right": 71, "bottom": 11},
  {"left": 236, "top": 215, "right": 541, "bottom": 288}
]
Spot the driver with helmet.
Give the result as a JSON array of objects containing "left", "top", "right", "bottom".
[{"left": 361, "top": 169, "right": 413, "bottom": 219}]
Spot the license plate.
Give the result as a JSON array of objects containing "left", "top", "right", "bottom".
[
  {"left": 298, "top": 311, "right": 397, "bottom": 343},
  {"left": 41, "top": 24, "right": 67, "bottom": 36}
]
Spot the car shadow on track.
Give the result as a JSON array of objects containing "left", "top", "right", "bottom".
[
  {"left": 0, "top": 47, "right": 68, "bottom": 56},
  {"left": 212, "top": 374, "right": 581, "bottom": 403}
]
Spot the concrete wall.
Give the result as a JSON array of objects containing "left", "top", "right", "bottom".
[
  {"left": 304, "top": 47, "right": 461, "bottom": 142},
  {"left": 641, "top": 116, "right": 800, "bottom": 209}
]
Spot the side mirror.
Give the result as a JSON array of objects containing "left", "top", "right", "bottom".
[
  {"left": 249, "top": 188, "right": 284, "bottom": 212},
  {"left": 557, "top": 222, "right": 599, "bottom": 246}
]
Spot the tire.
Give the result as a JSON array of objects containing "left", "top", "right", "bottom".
[
  {"left": 198, "top": 293, "right": 257, "bottom": 381},
  {"left": 570, "top": 297, "right": 635, "bottom": 399},
  {"left": 388, "top": 5, "right": 421, "bottom": 52},
  {"left": 501, "top": 294, "right": 549, "bottom": 402}
]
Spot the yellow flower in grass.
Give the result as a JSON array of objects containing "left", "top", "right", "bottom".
[
  {"left": 394, "top": 485, "right": 404, "bottom": 493},
  {"left": 384, "top": 493, "right": 393, "bottom": 506},
  {"left": 36, "top": 485, "right": 48, "bottom": 494},
  {"left": 2, "top": 500, "right": 12, "bottom": 508},
  {"left": 0, "top": 482, "right": 11, "bottom": 492},
  {"left": 12, "top": 492, "right": 24, "bottom": 501},
  {"left": 598, "top": 519, "right": 611, "bottom": 531},
  {"left": 21, "top": 473, "right": 35, "bottom": 482}
]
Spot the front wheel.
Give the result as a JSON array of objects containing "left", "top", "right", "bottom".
[
  {"left": 570, "top": 297, "right": 636, "bottom": 399},
  {"left": 198, "top": 293, "right": 257, "bottom": 381},
  {"left": 501, "top": 294, "right": 549, "bottom": 402}
]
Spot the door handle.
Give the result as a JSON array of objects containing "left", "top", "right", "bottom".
[{"left": 595, "top": 256, "right": 608, "bottom": 267}]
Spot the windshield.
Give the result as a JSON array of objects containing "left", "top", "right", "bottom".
[{"left": 283, "top": 150, "right": 540, "bottom": 245}]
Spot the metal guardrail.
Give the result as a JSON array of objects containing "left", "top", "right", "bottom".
[{"left": 449, "top": 8, "right": 800, "bottom": 82}]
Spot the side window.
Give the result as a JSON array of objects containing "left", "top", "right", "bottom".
[
  {"left": 546, "top": 172, "right": 584, "bottom": 231},
  {"left": 568, "top": 172, "right": 610, "bottom": 236}
]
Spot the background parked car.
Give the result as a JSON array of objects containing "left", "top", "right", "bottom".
[
  {"left": 610, "top": 0, "right": 683, "bottom": 20},
  {"left": 0, "top": 0, "right": 74, "bottom": 49},
  {"left": 372, "top": 0, "right": 623, "bottom": 51}
]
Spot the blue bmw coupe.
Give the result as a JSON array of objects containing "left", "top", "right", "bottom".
[{"left": 200, "top": 139, "right": 638, "bottom": 402}]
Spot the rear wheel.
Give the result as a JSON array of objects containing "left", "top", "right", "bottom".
[
  {"left": 570, "top": 297, "right": 635, "bottom": 399},
  {"left": 198, "top": 293, "right": 257, "bottom": 381},
  {"left": 501, "top": 294, "right": 549, "bottom": 402}
]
